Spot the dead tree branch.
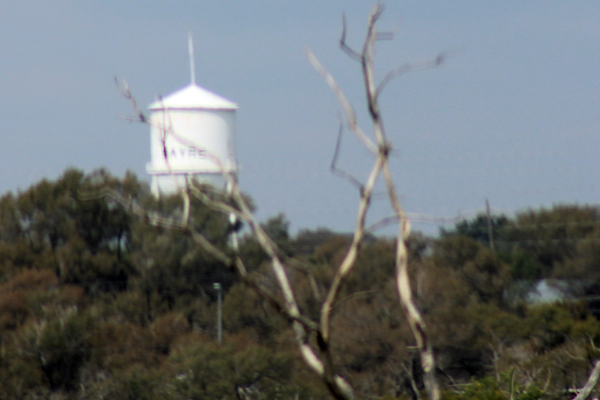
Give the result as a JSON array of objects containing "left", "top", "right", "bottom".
[
  {"left": 340, "top": 14, "right": 362, "bottom": 62},
  {"left": 320, "top": 153, "right": 383, "bottom": 343},
  {"left": 366, "top": 212, "right": 463, "bottom": 233},
  {"left": 306, "top": 49, "right": 377, "bottom": 155},
  {"left": 115, "top": 77, "right": 148, "bottom": 123},
  {"left": 225, "top": 174, "right": 357, "bottom": 400},
  {"left": 331, "top": 121, "right": 364, "bottom": 192},
  {"left": 363, "top": 5, "right": 440, "bottom": 399},
  {"left": 113, "top": 77, "right": 357, "bottom": 399},
  {"left": 376, "top": 54, "right": 446, "bottom": 99},
  {"left": 573, "top": 360, "right": 600, "bottom": 400}
]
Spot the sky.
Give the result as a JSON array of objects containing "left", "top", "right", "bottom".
[{"left": 1, "top": 1, "right": 600, "bottom": 235}]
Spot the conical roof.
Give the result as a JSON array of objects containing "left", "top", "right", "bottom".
[{"left": 148, "top": 83, "right": 238, "bottom": 110}]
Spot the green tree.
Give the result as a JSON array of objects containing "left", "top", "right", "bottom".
[
  {"left": 442, "top": 214, "right": 508, "bottom": 249},
  {"left": 434, "top": 236, "right": 511, "bottom": 305},
  {"left": 19, "top": 310, "right": 95, "bottom": 392},
  {"left": 169, "top": 335, "right": 303, "bottom": 400},
  {"left": 503, "top": 205, "right": 600, "bottom": 277}
]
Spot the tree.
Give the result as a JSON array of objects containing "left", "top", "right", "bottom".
[
  {"left": 168, "top": 335, "right": 301, "bottom": 400},
  {"left": 433, "top": 236, "right": 511, "bottom": 305},
  {"left": 503, "top": 205, "right": 600, "bottom": 279},
  {"left": 6, "top": 170, "right": 600, "bottom": 398},
  {"left": 442, "top": 213, "right": 508, "bottom": 249}
]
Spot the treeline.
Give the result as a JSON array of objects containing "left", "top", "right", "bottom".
[{"left": 1, "top": 169, "right": 600, "bottom": 399}]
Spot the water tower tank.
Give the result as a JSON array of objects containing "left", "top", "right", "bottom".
[{"left": 145, "top": 83, "right": 238, "bottom": 196}]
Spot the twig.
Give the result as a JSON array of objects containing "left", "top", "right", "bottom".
[
  {"left": 332, "top": 290, "right": 378, "bottom": 311},
  {"left": 340, "top": 14, "right": 362, "bottom": 62},
  {"left": 376, "top": 54, "right": 446, "bottom": 99},
  {"left": 306, "top": 48, "right": 377, "bottom": 155},
  {"left": 187, "top": 178, "right": 243, "bottom": 220},
  {"left": 114, "top": 77, "right": 147, "bottom": 123},
  {"left": 366, "top": 212, "right": 465, "bottom": 232},
  {"left": 331, "top": 120, "right": 364, "bottom": 192},
  {"left": 320, "top": 153, "right": 384, "bottom": 342}
]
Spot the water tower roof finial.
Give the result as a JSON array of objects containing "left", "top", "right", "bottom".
[
  {"left": 188, "top": 31, "right": 196, "bottom": 86},
  {"left": 148, "top": 34, "right": 238, "bottom": 111}
]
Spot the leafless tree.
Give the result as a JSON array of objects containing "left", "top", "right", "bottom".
[
  {"left": 106, "top": 4, "right": 445, "bottom": 400},
  {"left": 307, "top": 4, "right": 444, "bottom": 399}
]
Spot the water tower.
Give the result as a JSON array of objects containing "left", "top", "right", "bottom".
[{"left": 146, "top": 36, "right": 238, "bottom": 196}]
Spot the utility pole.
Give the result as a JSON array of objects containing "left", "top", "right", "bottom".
[
  {"left": 213, "top": 282, "right": 222, "bottom": 345},
  {"left": 485, "top": 198, "right": 495, "bottom": 251}
]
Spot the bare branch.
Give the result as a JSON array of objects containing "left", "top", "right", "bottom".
[
  {"left": 115, "top": 71, "right": 356, "bottom": 400},
  {"left": 376, "top": 53, "right": 446, "bottom": 99},
  {"left": 114, "top": 77, "right": 148, "bottom": 123},
  {"left": 286, "top": 258, "right": 323, "bottom": 302},
  {"left": 366, "top": 216, "right": 400, "bottom": 233},
  {"left": 331, "top": 121, "right": 364, "bottom": 191},
  {"left": 563, "top": 345, "right": 586, "bottom": 362},
  {"left": 189, "top": 231, "right": 321, "bottom": 333},
  {"left": 356, "top": 4, "right": 440, "bottom": 399},
  {"left": 181, "top": 189, "right": 190, "bottom": 228},
  {"left": 223, "top": 170, "right": 357, "bottom": 400},
  {"left": 381, "top": 89, "right": 440, "bottom": 400},
  {"left": 187, "top": 227, "right": 232, "bottom": 265},
  {"left": 309, "top": 5, "right": 441, "bottom": 399},
  {"left": 81, "top": 187, "right": 186, "bottom": 231},
  {"left": 332, "top": 290, "right": 378, "bottom": 312},
  {"left": 366, "top": 212, "right": 465, "bottom": 232},
  {"left": 340, "top": 14, "right": 362, "bottom": 61},
  {"left": 320, "top": 153, "right": 384, "bottom": 341},
  {"left": 187, "top": 178, "right": 243, "bottom": 220},
  {"left": 573, "top": 360, "right": 600, "bottom": 400},
  {"left": 306, "top": 48, "right": 377, "bottom": 154},
  {"left": 401, "top": 361, "right": 422, "bottom": 400},
  {"left": 542, "top": 369, "right": 552, "bottom": 393},
  {"left": 590, "top": 335, "right": 599, "bottom": 352}
]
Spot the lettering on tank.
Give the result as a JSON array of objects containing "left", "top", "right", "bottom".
[{"left": 165, "top": 146, "right": 208, "bottom": 160}]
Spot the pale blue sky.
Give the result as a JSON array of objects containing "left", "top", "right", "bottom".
[{"left": 1, "top": 2, "right": 599, "bottom": 234}]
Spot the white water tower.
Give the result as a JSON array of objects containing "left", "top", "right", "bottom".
[{"left": 146, "top": 36, "right": 238, "bottom": 196}]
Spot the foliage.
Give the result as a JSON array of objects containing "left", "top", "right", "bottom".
[
  {"left": 445, "top": 377, "right": 507, "bottom": 400},
  {"left": 442, "top": 213, "right": 509, "bottom": 249},
  {"left": 2, "top": 171, "right": 600, "bottom": 399},
  {"left": 169, "top": 334, "right": 299, "bottom": 400}
]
